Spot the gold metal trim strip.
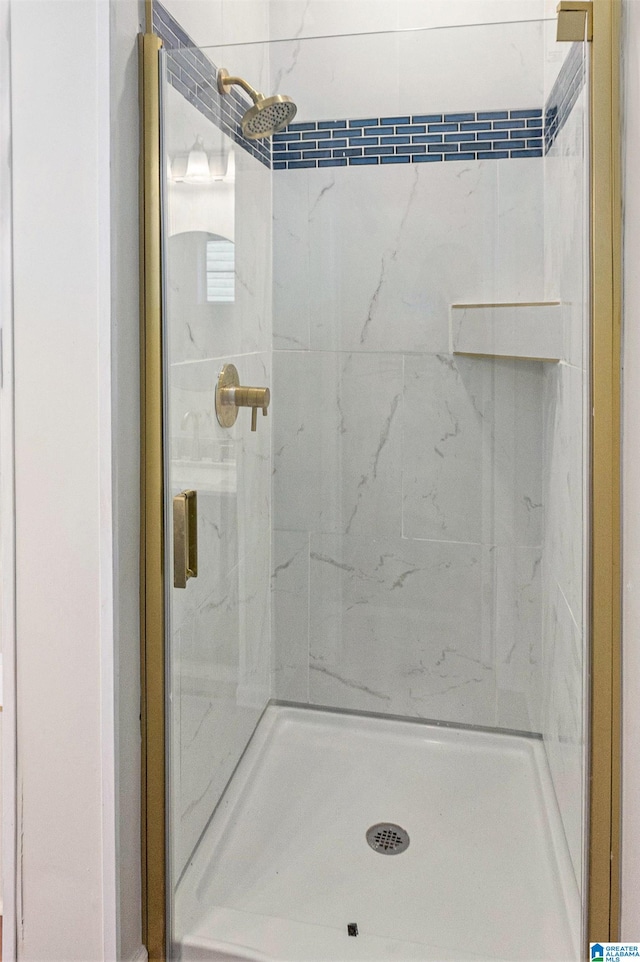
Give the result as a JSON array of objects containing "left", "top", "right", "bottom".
[
  {"left": 557, "top": 1, "right": 594, "bottom": 42},
  {"left": 588, "top": 0, "right": 622, "bottom": 943},
  {"left": 139, "top": 29, "right": 166, "bottom": 962}
]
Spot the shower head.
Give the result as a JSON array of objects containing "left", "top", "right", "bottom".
[
  {"left": 241, "top": 96, "right": 298, "bottom": 139},
  {"left": 217, "top": 67, "right": 297, "bottom": 139}
]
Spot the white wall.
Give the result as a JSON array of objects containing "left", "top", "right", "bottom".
[
  {"left": 621, "top": 0, "right": 640, "bottom": 937},
  {"left": 8, "top": 0, "right": 144, "bottom": 959},
  {"left": 11, "top": 0, "right": 110, "bottom": 956}
]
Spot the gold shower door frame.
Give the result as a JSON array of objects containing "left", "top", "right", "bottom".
[
  {"left": 138, "top": 3, "right": 622, "bottom": 958},
  {"left": 587, "top": 0, "right": 622, "bottom": 941}
]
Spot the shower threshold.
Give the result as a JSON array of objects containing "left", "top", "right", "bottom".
[{"left": 176, "top": 705, "right": 580, "bottom": 962}]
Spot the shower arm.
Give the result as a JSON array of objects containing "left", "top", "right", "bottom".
[{"left": 217, "top": 69, "right": 264, "bottom": 105}]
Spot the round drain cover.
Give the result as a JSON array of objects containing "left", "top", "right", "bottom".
[{"left": 366, "top": 822, "right": 410, "bottom": 855}]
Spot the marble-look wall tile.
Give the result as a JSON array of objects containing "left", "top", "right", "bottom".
[
  {"left": 235, "top": 541, "right": 272, "bottom": 710},
  {"left": 271, "top": 530, "right": 310, "bottom": 701},
  {"left": 493, "top": 545, "right": 542, "bottom": 730},
  {"left": 160, "top": 0, "right": 272, "bottom": 48},
  {"left": 402, "top": 354, "right": 544, "bottom": 546},
  {"left": 542, "top": 362, "right": 585, "bottom": 632},
  {"left": 269, "top": 0, "right": 544, "bottom": 44},
  {"left": 304, "top": 163, "right": 498, "bottom": 354},
  {"left": 543, "top": 0, "right": 571, "bottom": 99},
  {"left": 272, "top": 350, "right": 403, "bottom": 536},
  {"left": 396, "top": 0, "right": 544, "bottom": 30},
  {"left": 175, "top": 668, "right": 265, "bottom": 880},
  {"left": 234, "top": 156, "right": 273, "bottom": 353},
  {"left": 273, "top": 161, "right": 545, "bottom": 357},
  {"left": 271, "top": 161, "right": 547, "bottom": 734},
  {"left": 495, "top": 159, "right": 545, "bottom": 302},
  {"left": 160, "top": 0, "right": 223, "bottom": 46},
  {"left": 307, "top": 533, "right": 500, "bottom": 726},
  {"left": 269, "top": 0, "right": 396, "bottom": 43},
  {"left": 272, "top": 534, "right": 542, "bottom": 731},
  {"left": 544, "top": 89, "right": 588, "bottom": 370},
  {"left": 268, "top": 12, "right": 551, "bottom": 739},
  {"left": 172, "top": 525, "right": 271, "bottom": 877},
  {"left": 402, "top": 353, "right": 482, "bottom": 543},
  {"left": 541, "top": 575, "right": 584, "bottom": 886},
  {"left": 235, "top": 353, "right": 272, "bottom": 711},
  {"left": 268, "top": 16, "right": 543, "bottom": 122},
  {"left": 273, "top": 171, "right": 311, "bottom": 350}
]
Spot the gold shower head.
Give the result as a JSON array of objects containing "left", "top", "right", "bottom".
[{"left": 217, "top": 67, "right": 297, "bottom": 139}]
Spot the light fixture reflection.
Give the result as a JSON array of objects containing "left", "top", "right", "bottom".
[
  {"left": 170, "top": 135, "right": 232, "bottom": 184},
  {"left": 183, "top": 135, "right": 210, "bottom": 184}
]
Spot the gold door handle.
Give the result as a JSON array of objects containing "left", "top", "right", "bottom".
[
  {"left": 215, "top": 364, "right": 270, "bottom": 432},
  {"left": 173, "top": 489, "right": 198, "bottom": 589}
]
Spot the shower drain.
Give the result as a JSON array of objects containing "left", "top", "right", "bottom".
[{"left": 366, "top": 823, "right": 410, "bottom": 855}]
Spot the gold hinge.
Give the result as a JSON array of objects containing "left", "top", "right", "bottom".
[{"left": 557, "top": 1, "right": 593, "bottom": 41}]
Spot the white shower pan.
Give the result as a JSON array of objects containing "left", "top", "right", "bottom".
[{"left": 176, "top": 705, "right": 580, "bottom": 962}]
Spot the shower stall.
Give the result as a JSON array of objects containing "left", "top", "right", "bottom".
[{"left": 139, "top": 4, "right": 620, "bottom": 960}]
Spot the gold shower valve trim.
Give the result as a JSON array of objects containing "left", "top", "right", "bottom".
[{"left": 215, "top": 363, "right": 270, "bottom": 432}]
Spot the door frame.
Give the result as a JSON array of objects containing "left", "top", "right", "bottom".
[
  {"left": 139, "top": 15, "right": 166, "bottom": 962},
  {"left": 587, "top": 0, "right": 622, "bottom": 943},
  {"left": 0, "top": 1, "right": 17, "bottom": 958},
  {"left": 138, "top": 3, "right": 623, "bottom": 957}
]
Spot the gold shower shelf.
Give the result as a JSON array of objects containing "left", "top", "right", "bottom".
[{"left": 450, "top": 302, "right": 564, "bottom": 362}]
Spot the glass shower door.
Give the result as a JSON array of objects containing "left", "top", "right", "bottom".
[
  {"left": 159, "top": 37, "right": 274, "bottom": 952},
  {"left": 157, "top": 16, "right": 590, "bottom": 961}
]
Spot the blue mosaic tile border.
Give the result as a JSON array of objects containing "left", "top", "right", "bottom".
[
  {"left": 544, "top": 42, "right": 585, "bottom": 152},
  {"left": 152, "top": 2, "right": 271, "bottom": 168},
  {"left": 272, "top": 109, "right": 543, "bottom": 169},
  {"left": 152, "top": 3, "right": 585, "bottom": 172}
]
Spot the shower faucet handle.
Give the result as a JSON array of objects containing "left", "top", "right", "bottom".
[
  {"left": 237, "top": 386, "right": 269, "bottom": 432},
  {"left": 215, "top": 364, "right": 270, "bottom": 432},
  {"left": 249, "top": 398, "right": 269, "bottom": 432}
]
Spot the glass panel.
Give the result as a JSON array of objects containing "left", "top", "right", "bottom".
[
  {"left": 160, "top": 17, "right": 589, "bottom": 961},
  {"left": 160, "top": 34, "right": 273, "bottom": 945},
  {"left": 541, "top": 24, "right": 590, "bottom": 922}
]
